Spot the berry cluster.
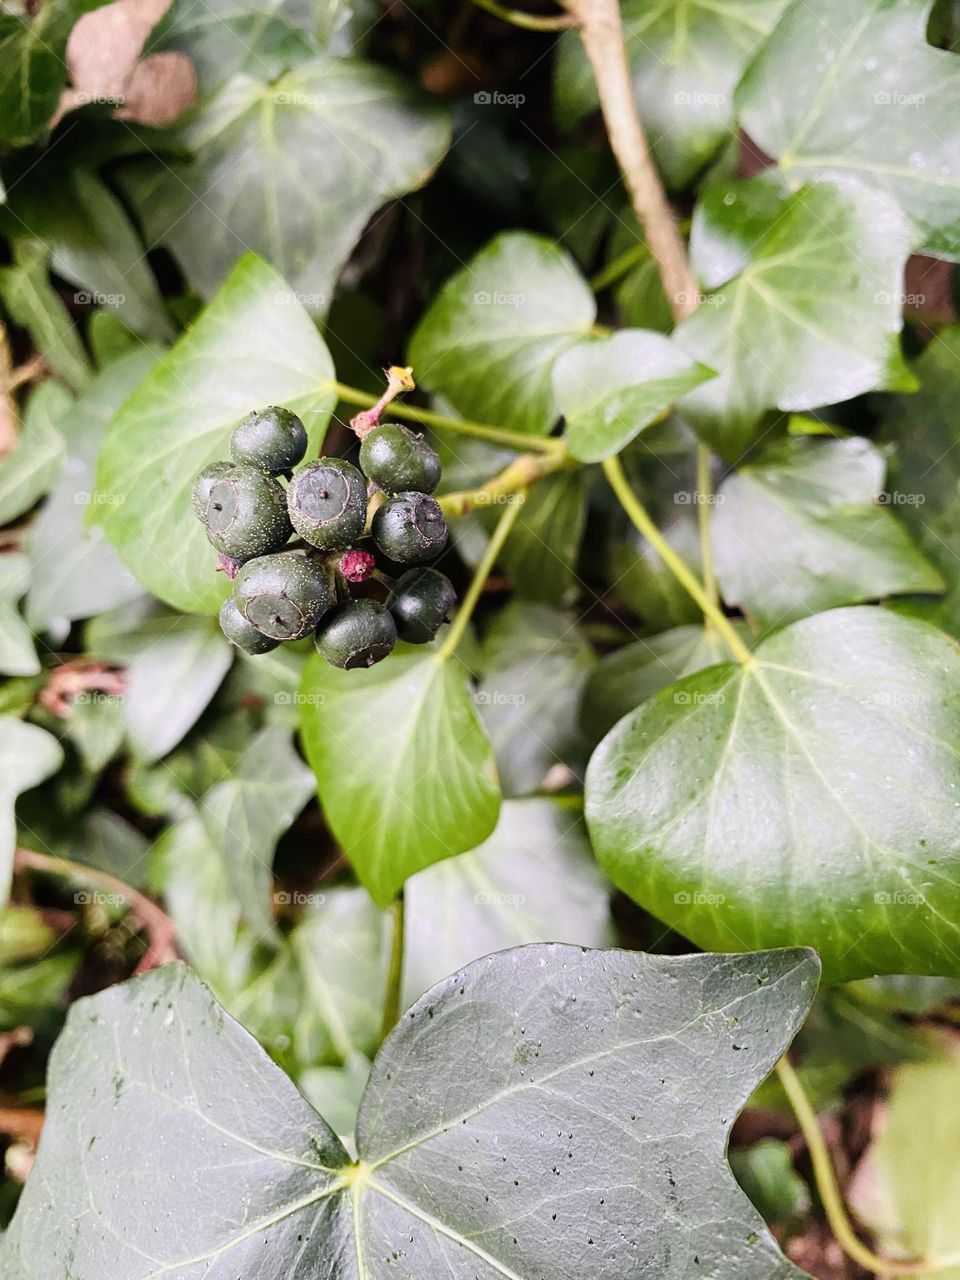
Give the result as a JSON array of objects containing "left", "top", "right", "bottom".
[{"left": 191, "top": 406, "right": 456, "bottom": 668}]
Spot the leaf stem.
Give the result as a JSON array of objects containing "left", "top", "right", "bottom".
[
  {"left": 775, "top": 1056, "right": 960, "bottom": 1276},
  {"left": 438, "top": 451, "right": 566, "bottom": 517},
  {"left": 469, "top": 0, "right": 576, "bottom": 30},
  {"left": 695, "top": 443, "right": 719, "bottom": 617},
  {"left": 325, "top": 380, "right": 564, "bottom": 457},
  {"left": 437, "top": 492, "right": 526, "bottom": 661},
  {"left": 381, "top": 894, "right": 406, "bottom": 1040},
  {"left": 13, "top": 847, "right": 178, "bottom": 973},
  {"left": 602, "top": 456, "right": 750, "bottom": 665}
]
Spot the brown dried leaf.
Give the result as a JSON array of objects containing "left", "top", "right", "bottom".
[{"left": 114, "top": 50, "right": 196, "bottom": 126}]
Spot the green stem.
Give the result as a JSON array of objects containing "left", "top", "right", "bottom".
[
  {"left": 469, "top": 0, "right": 576, "bottom": 30},
  {"left": 380, "top": 895, "right": 406, "bottom": 1040},
  {"left": 438, "top": 451, "right": 565, "bottom": 517},
  {"left": 775, "top": 1056, "right": 960, "bottom": 1276},
  {"left": 325, "top": 380, "right": 564, "bottom": 457},
  {"left": 602, "top": 455, "right": 751, "bottom": 665},
  {"left": 437, "top": 492, "right": 526, "bottom": 661}
]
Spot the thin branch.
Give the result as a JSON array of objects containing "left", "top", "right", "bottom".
[
  {"left": 438, "top": 451, "right": 565, "bottom": 517},
  {"left": 437, "top": 493, "right": 526, "bottom": 660},
  {"left": 380, "top": 895, "right": 406, "bottom": 1039},
  {"left": 470, "top": 0, "right": 576, "bottom": 30}
]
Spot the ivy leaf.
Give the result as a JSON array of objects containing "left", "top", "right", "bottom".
[
  {"left": 300, "top": 649, "right": 500, "bottom": 906},
  {"left": 1, "top": 946, "right": 819, "bottom": 1278},
  {"left": 96, "top": 254, "right": 336, "bottom": 615},
  {"left": 0, "top": 718, "right": 62, "bottom": 905},
  {"left": 0, "top": 239, "right": 92, "bottom": 392},
  {"left": 408, "top": 232, "right": 596, "bottom": 435},
  {"left": 581, "top": 623, "right": 747, "bottom": 742},
  {"left": 676, "top": 177, "right": 915, "bottom": 460},
  {"left": 586, "top": 606, "right": 960, "bottom": 983},
  {"left": 25, "top": 347, "right": 158, "bottom": 636},
  {"left": 553, "top": 329, "right": 714, "bottom": 462},
  {"left": 0, "top": 556, "right": 39, "bottom": 677},
  {"left": 879, "top": 326, "right": 960, "bottom": 593},
  {"left": 554, "top": 0, "right": 791, "bottom": 189},
  {"left": 201, "top": 726, "right": 314, "bottom": 941},
  {"left": 0, "top": 381, "right": 69, "bottom": 527},
  {"left": 737, "top": 0, "right": 960, "bottom": 259},
  {"left": 501, "top": 471, "right": 587, "bottom": 604},
  {"left": 477, "top": 603, "right": 594, "bottom": 795},
  {"left": 403, "top": 797, "right": 613, "bottom": 1004},
  {"left": 713, "top": 437, "right": 944, "bottom": 628},
  {"left": 0, "top": 0, "right": 87, "bottom": 147},
  {"left": 122, "top": 59, "right": 450, "bottom": 314},
  {"left": 87, "top": 602, "right": 233, "bottom": 761}
]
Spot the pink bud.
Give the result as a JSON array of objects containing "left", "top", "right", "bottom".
[{"left": 340, "top": 549, "right": 376, "bottom": 583}]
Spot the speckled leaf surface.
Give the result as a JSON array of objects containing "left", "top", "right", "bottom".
[{"left": 1, "top": 946, "right": 819, "bottom": 1278}]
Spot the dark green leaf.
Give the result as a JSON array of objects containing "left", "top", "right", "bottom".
[
  {"left": 0, "top": 381, "right": 69, "bottom": 527},
  {"left": 1, "top": 946, "right": 819, "bottom": 1277},
  {"left": 586, "top": 606, "right": 960, "bottom": 982},
  {"left": 0, "top": 239, "right": 92, "bottom": 392},
  {"left": 676, "top": 177, "right": 915, "bottom": 459},
  {"left": 0, "top": 0, "right": 84, "bottom": 146},
  {"left": 713, "top": 437, "right": 944, "bottom": 627}
]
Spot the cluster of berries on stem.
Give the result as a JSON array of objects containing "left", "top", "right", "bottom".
[{"left": 190, "top": 369, "right": 457, "bottom": 669}]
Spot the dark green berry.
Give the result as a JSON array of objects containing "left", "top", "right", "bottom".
[
  {"left": 218, "top": 598, "right": 279, "bottom": 655},
  {"left": 287, "top": 458, "right": 367, "bottom": 551},
  {"left": 388, "top": 568, "right": 456, "bottom": 643},
  {"left": 193, "top": 463, "right": 292, "bottom": 561},
  {"left": 230, "top": 406, "right": 309, "bottom": 473},
  {"left": 191, "top": 461, "right": 236, "bottom": 522},
  {"left": 372, "top": 491, "right": 448, "bottom": 564},
  {"left": 359, "top": 423, "right": 441, "bottom": 495},
  {"left": 314, "top": 599, "right": 397, "bottom": 669},
  {"left": 233, "top": 550, "right": 331, "bottom": 641}
]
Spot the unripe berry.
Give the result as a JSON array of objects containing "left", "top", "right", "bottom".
[
  {"left": 359, "top": 423, "right": 441, "bottom": 495},
  {"left": 314, "top": 599, "right": 397, "bottom": 669},
  {"left": 233, "top": 550, "right": 331, "bottom": 641},
  {"left": 287, "top": 458, "right": 367, "bottom": 551},
  {"left": 388, "top": 567, "right": 456, "bottom": 643},
  {"left": 218, "top": 598, "right": 280, "bottom": 654},
  {"left": 230, "top": 406, "right": 308, "bottom": 473},
  {"left": 372, "top": 491, "right": 448, "bottom": 564},
  {"left": 192, "top": 463, "right": 291, "bottom": 562}
]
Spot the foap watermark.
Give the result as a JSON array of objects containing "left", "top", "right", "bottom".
[
  {"left": 474, "top": 690, "right": 526, "bottom": 707},
  {"left": 874, "top": 90, "right": 925, "bottom": 107},
  {"left": 673, "top": 690, "right": 725, "bottom": 706},
  {"left": 675, "top": 490, "right": 725, "bottom": 506},
  {"left": 674, "top": 90, "right": 726, "bottom": 107},
  {"left": 473, "top": 290, "right": 526, "bottom": 307},
  {"left": 275, "top": 288, "right": 327, "bottom": 309},
  {"left": 674, "top": 890, "right": 726, "bottom": 906},
  {"left": 474, "top": 90, "right": 525, "bottom": 107},
  {"left": 867, "top": 689, "right": 929, "bottom": 709},
  {"left": 275, "top": 891, "right": 327, "bottom": 907},
  {"left": 474, "top": 891, "right": 526, "bottom": 907},
  {"left": 75, "top": 890, "right": 127, "bottom": 907},
  {"left": 874, "top": 291, "right": 926, "bottom": 307},
  {"left": 876, "top": 490, "right": 925, "bottom": 506},
  {"left": 73, "top": 690, "right": 125, "bottom": 707},
  {"left": 874, "top": 890, "right": 926, "bottom": 906},
  {"left": 674, "top": 290, "right": 724, "bottom": 309},
  {"left": 274, "top": 691, "right": 326, "bottom": 706},
  {"left": 275, "top": 91, "right": 325, "bottom": 108},
  {"left": 75, "top": 290, "right": 125, "bottom": 307},
  {"left": 74, "top": 490, "right": 125, "bottom": 507}
]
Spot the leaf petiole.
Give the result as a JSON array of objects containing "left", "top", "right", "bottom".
[{"left": 380, "top": 894, "right": 406, "bottom": 1039}]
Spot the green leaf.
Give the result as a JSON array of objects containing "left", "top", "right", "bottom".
[
  {"left": 500, "top": 470, "right": 587, "bottom": 605},
  {"left": 879, "top": 326, "right": 960, "bottom": 592},
  {"left": 63, "top": 696, "right": 126, "bottom": 773},
  {"left": 300, "top": 649, "right": 500, "bottom": 906},
  {"left": 0, "top": 953, "right": 79, "bottom": 1032},
  {"left": 5, "top": 168, "right": 173, "bottom": 339},
  {"left": 201, "top": 726, "right": 313, "bottom": 941},
  {"left": 713, "top": 437, "right": 944, "bottom": 628},
  {"left": 849, "top": 1038, "right": 960, "bottom": 1271},
  {"left": 554, "top": 329, "right": 714, "bottom": 462},
  {"left": 0, "top": 239, "right": 92, "bottom": 392},
  {"left": 87, "top": 602, "right": 233, "bottom": 762},
  {"left": 0, "top": 380, "right": 69, "bottom": 527},
  {"left": 0, "top": 717, "right": 62, "bottom": 905},
  {"left": 403, "top": 797, "right": 613, "bottom": 1004},
  {"left": 737, "top": 0, "right": 960, "bottom": 259},
  {"left": 852, "top": 973, "right": 960, "bottom": 1014},
  {"left": 25, "top": 347, "right": 159, "bottom": 636},
  {"left": 0, "top": 0, "right": 84, "bottom": 147},
  {"left": 0, "top": 906, "right": 55, "bottom": 966},
  {"left": 122, "top": 59, "right": 450, "bottom": 314},
  {"left": 0, "top": 554, "right": 39, "bottom": 676},
  {"left": 1, "top": 946, "right": 819, "bottom": 1278},
  {"left": 96, "top": 254, "right": 336, "bottom": 614},
  {"left": 586, "top": 606, "right": 960, "bottom": 983},
  {"left": 581, "top": 623, "right": 744, "bottom": 742},
  {"left": 554, "top": 0, "right": 791, "bottom": 189},
  {"left": 675, "top": 177, "right": 915, "bottom": 459},
  {"left": 730, "top": 1139, "right": 811, "bottom": 1228},
  {"left": 476, "top": 603, "right": 593, "bottom": 795},
  {"left": 408, "top": 232, "right": 596, "bottom": 435}
]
